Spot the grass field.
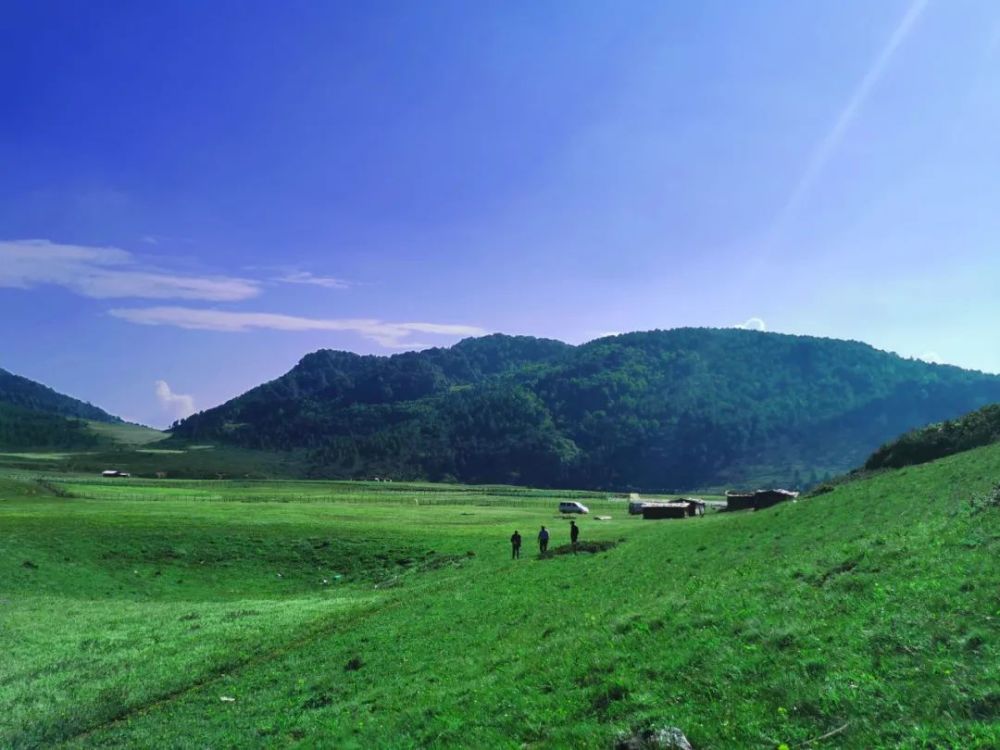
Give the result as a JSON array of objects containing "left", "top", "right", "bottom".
[
  {"left": 0, "top": 440, "right": 309, "bottom": 480},
  {"left": 1, "top": 448, "right": 998, "bottom": 748},
  {"left": 83, "top": 421, "right": 168, "bottom": 447}
]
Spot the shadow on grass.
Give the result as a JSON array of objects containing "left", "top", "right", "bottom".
[{"left": 539, "top": 540, "right": 619, "bottom": 559}]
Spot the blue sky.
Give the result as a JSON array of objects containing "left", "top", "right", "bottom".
[{"left": 2, "top": 1, "right": 999, "bottom": 427}]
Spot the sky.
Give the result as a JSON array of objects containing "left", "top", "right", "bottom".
[{"left": 2, "top": 0, "right": 1000, "bottom": 427}]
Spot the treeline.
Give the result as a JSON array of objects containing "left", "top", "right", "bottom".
[
  {"left": 0, "top": 367, "right": 119, "bottom": 423},
  {"left": 865, "top": 403, "right": 1000, "bottom": 471},
  {"left": 171, "top": 329, "right": 1000, "bottom": 490},
  {"left": 0, "top": 403, "right": 102, "bottom": 450}
]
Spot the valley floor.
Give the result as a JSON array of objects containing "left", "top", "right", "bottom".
[{"left": 1, "top": 455, "right": 998, "bottom": 748}]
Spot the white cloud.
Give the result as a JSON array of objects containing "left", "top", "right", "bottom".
[
  {"left": 110, "top": 306, "right": 486, "bottom": 349},
  {"left": 155, "top": 380, "right": 195, "bottom": 420},
  {"left": 276, "top": 271, "right": 351, "bottom": 290},
  {"left": 918, "top": 351, "right": 943, "bottom": 365},
  {"left": 0, "top": 239, "right": 259, "bottom": 301},
  {"left": 734, "top": 317, "right": 767, "bottom": 332}
]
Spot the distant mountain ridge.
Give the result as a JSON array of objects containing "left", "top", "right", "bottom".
[
  {"left": 0, "top": 367, "right": 119, "bottom": 423},
  {"left": 171, "top": 329, "right": 1000, "bottom": 490}
]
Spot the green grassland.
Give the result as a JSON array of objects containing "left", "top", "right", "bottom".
[
  {"left": 0, "top": 441, "right": 309, "bottom": 479},
  {"left": 0, "top": 416, "right": 307, "bottom": 480},
  {"left": 83, "top": 421, "right": 168, "bottom": 447},
  {"left": 1, "top": 446, "right": 998, "bottom": 749}
]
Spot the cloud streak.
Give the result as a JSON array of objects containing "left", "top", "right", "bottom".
[
  {"left": 770, "top": 0, "right": 929, "bottom": 243},
  {"left": 155, "top": 379, "right": 195, "bottom": 420},
  {"left": 0, "top": 239, "right": 259, "bottom": 301},
  {"left": 276, "top": 271, "right": 351, "bottom": 290},
  {"left": 110, "top": 306, "right": 487, "bottom": 348}
]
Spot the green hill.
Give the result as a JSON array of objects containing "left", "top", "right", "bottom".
[
  {"left": 0, "top": 368, "right": 169, "bottom": 456},
  {"left": 865, "top": 401, "right": 1000, "bottom": 471},
  {"left": 84, "top": 420, "right": 167, "bottom": 447},
  {"left": 0, "top": 402, "right": 103, "bottom": 450},
  {"left": 0, "top": 367, "right": 119, "bottom": 423},
  {"left": 0, "top": 367, "right": 125, "bottom": 450},
  {"left": 1, "top": 437, "right": 997, "bottom": 747},
  {"left": 172, "top": 329, "right": 1000, "bottom": 490}
]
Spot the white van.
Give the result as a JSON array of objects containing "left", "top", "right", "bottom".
[{"left": 558, "top": 501, "right": 589, "bottom": 514}]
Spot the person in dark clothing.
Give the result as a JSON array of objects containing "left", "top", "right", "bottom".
[
  {"left": 570, "top": 520, "right": 580, "bottom": 548},
  {"left": 510, "top": 530, "right": 522, "bottom": 559},
  {"left": 538, "top": 525, "right": 549, "bottom": 553}
]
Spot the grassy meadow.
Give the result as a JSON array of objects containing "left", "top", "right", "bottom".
[{"left": 1, "top": 448, "right": 998, "bottom": 749}]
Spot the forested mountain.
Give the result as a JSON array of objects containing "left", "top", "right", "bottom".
[
  {"left": 171, "top": 329, "right": 1000, "bottom": 490},
  {"left": 0, "top": 367, "right": 121, "bottom": 450},
  {"left": 0, "top": 367, "right": 119, "bottom": 423},
  {"left": 0, "top": 402, "right": 102, "bottom": 450},
  {"left": 865, "top": 402, "right": 1000, "bottom": 471}
]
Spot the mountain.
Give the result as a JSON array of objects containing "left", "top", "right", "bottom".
[
  {"left": 171, "top": 329, "right": 1000, "bottom": 490},
  {"left": 0, "top": 402, "right": 104, "bottom": 450},
  {"left": 0, "top": 367, "right": 119, "bottom": 423},
  {"left": 0, "top": 367, "right": 121, "bottom": 450},
  {"left": 865, "top": 402, "right": 1000, "bottom": 471}
]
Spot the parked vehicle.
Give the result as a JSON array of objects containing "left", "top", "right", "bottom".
[{"left": 558, "top": 501, "right": 589, "bottom": 514}]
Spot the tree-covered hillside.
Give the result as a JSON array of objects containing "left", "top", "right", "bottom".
[
  {"left": 0, "top": 402, "right": 102, "bottom": 450},
  {"left": 0, "top": 367, "right": 119, "bottom": 423},
  {"left": 171, "top": 329, "right": 1000, "bottom": 489},
  {"left": 865, "top": 402, "right": 1000, "bottom": 471}
]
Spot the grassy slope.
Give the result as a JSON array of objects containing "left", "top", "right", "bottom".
[
  {"left": 0, "top": 442, "right": 309, "bottom": 479},
  {"left": 1, "top": 450, "right": 998, "bottom": 749},
  {"left": 0, "top": 419, "right": 300, "bottom": 480},
  {"left": 84, "top": 421, "right": 167, "bottom": 447}
]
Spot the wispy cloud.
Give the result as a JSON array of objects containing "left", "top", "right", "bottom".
[
  {"left": 734, "top": 317, "right": 767, "bottom": 332},
  {"left": 0, "top": 239, "right": 259, "bottom": 301},
  {"left": 770, "top": 0, "right": 929, "bottom": 243},
  {"left": 110, "top": 306, "right": 486, "bottom": 348},
  {"left": 155, "top": 379, "right": 195, "bottom": 420},
  {"left": 275, "top": 271, "right": 351, "bottom": 290}
]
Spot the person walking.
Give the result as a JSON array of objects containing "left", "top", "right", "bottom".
[
  {"left": 510, "top": 530, "right": 522, "bottom": 559},
  {"left": 538, "top": 525, "right": 549, "bottom": 554},
  {"left": 570, "top": 520, "right": 580, "bottom": 549}
]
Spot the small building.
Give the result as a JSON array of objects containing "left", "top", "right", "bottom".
[
  {"left": 101, "top": 469, "right": 130, "bottom": 478},
  {"left": 642, "top": 503, "right": 690, "bottom": 520},
  {"left": 632, "top": 497, "right": 706, "bottom": 518},
  {"left": 724, "top": 490, "right": 756, "bottom": 511},
  {"left": 676, "top": 497, "right": 707, "bottom": 516},
  {"left": 725, "top": 488, "right": 798, "bottom": 511},
  {"left": 752, "top": 488, "right": 799, "bottom": 510}
]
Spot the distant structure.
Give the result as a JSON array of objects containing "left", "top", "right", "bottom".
[
  {"left": 641, "top": 503, "right": 689, "bottom": 520},
  {"left": 725, "top": 489, "right": 799, "bottom": 511},
  {"left": 101, "top": 470, "right": 130, "bottom": 478},
  {"left": 641, "top": 498, "right": 706, "bottom": 520},
  {"left": 679, "top": 498, "right": 707, "bottom": 516}
]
